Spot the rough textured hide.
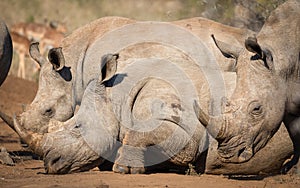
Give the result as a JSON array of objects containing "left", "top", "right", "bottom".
[
  {"left": 40, "top": 48, "right": 292, "bottom": 175},
  {"left": 4, "top": 16, "right": 256, "bottom": 135},
  {"left": 209, "top": 0, "right": 300, "bottom": 173},
  {"left": 0, "top": 20, "right": 13, "bottom": 86},
  {"left": 2, "top": 16, "right": 293, "bottom": 175},
  {"left": 206, "top": 124, "right": 293, "bottom": 175}
]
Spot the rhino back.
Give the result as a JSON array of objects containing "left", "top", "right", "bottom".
[
  {"left": 59, "top": 16, "right": 254, "bottom": 100},
  {"left": 59, "top": 17, "right": 136, "bottom": 100},
  {"left": 172, "top": 17, "right": 255, "bottom": 71}
]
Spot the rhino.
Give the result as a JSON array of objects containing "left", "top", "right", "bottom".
[
  {"left": 12, "top": 50, "right": 292, "bottom": 175},
  {"left": 0, "top": 19, "right": 13, "bottom": 86},
  {"left": 0, "top": 16, "right": 253, "bottom": 134},
  {"left": 0, "top": 16, "right": 293, "bottom": 174},
  {"left": 200, "top": 0, "right": 300, "bottom": 173}
]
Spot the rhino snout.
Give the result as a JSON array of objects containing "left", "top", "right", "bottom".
[
  {"left": 44, "top": 153, "right": 70, "bottom": 174},
  {"left": 42, "top": 130, "right": 103, "bottom": 174},
  {"left": 237, "top": 147, "right": 254, "bottom": 163},
  {"left": 218, "top": 144, "right": 254, "bottom": 163}
]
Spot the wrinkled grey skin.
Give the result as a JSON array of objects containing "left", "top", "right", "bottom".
[
  {"left": 1, "top": 16, "right": 293, "bottom": 175},
  {"left": 0, "top": 16, "right": 254, "bottom": 135},
  {"left": 23, "top": 42, "right": 215, "bottom": 174},
  {"left": 0, "top": 19, "right": 13, "bottom": 86},
  {"left": 207, "top": 0, "right": 300, "bottom": 173},
  {"left": 14, "top": 52, "right": 292, "bottom": 175},
  {"left": 42, "top": 54, "right": 119, "bottom": 173},
  {"left": 17, "top": 51, "right": 209, "bottom": 174}
]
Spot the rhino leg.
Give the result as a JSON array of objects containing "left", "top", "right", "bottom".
[
  {"left": 113, "top": 145, "right": 146, "bottom": 174},
  {"left": 282, "top": 115, "right": 300, "bottom": 173},
  {"left": 113, "top": 120, "right": 200, "bottom": 174},
  {"left": 113, "top": 131, "right": 146, "bottom": 174}
]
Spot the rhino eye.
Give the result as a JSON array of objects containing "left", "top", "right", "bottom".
[
  {"left": 74, "top": 124, "right": 81, "bottom": 128},
  {"left": 252, "top": 105, "right": 262, "bottom": 115},
  {"left": 43, "top": 108, "right": 54, "bottom": 117},
  {"left": 248, "top": 102, "right": 263, "bottom": 116}
]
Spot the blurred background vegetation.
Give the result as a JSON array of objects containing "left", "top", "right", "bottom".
[{"left": 0, "top": 0, "right": 287, "bottom": 33}]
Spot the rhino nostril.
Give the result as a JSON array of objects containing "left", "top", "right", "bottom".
[
  {"left": 237, "top": 147, "right": 253, "bottom": 162},
  {"left": 253, "top": 105, "right": 261, "bottom": 111},
  {"left": 43, "top": 108, "right": 55, "bottom": 117},
  {"left": 45, "top": 155, "right": 62, "bottom": 174},
  {"left": 238, "top": 147, "right": 246, "bottom": 157},
  {"left": 50, "top": 156, "right": 61, "bottom": 165}
]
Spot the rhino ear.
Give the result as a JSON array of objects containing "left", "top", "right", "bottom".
[
  {"left": 29, "top": 42, "right": 47, "bottom": 67},
  {"left": 245, "top": 37, "right": 263, "bottom": 58},
  {"left": 48, "top": 47, "right": 65, "bottom": 71},
  {"left": 100, "top": 53, "right": 118, "bottom": 83},
  {"left": 245, "top": 37, "right": 274, "bottom": 70},
  {"left": 211, "top": 34, "right": 242, "bottom": 59}
]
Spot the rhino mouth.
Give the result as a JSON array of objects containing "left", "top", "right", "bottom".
[
  {"left": 217, "top": 135, "right": 254, "bottom": 163},
  {"left": 44, "top": 149, "right": 102, "bottom": 174},
  {"left": 42, "top": 131, "right": 103, "bottom": 174},
  {"left": 43, "top": 146, "right": 71, "bottom": 174}
]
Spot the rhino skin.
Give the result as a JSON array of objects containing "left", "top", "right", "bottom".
[
  {"left": 205, "top": 0, "right": 300, "bottom": 173},
  {"left": 0, "top": 19, "right": 13, "bottom": 86},
  {"left": 0, "top": 16, "right": 254, "bottom": 134},
  {"left": 1, "top": 16, "right": 292, "bottom": 174},
  {"left": 13, "top": 50, "right": 292, "bottom": 175}
]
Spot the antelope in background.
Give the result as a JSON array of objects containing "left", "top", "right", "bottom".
[
  {"left": 10, "top": 31, "right": 31, "bottom": 79},
  {"left": 10, "top": 21, "right": 67, "bottom": 81}
]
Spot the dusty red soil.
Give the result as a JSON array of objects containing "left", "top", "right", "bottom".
[{"left": 0, "top": 76, "right": 300, "bottom": 188}]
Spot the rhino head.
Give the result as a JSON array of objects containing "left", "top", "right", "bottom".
[
  {"left": 202, "top": 0, "right": 300, "bottom": 164},
  {"left": 12, "top": 54, "right": 119, "bottom": 173},
  {"left": 16, "top": 43, "right": 74, "bottom": 133},
  {"left": 202, "top": 36, "right": 287, "bottom": 163}
]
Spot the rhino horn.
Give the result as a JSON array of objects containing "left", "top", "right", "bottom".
[
  {"left": 29, "top": 42, "right": 47, "bottom": 67},
  {"left": 48, "top": 47, "right": 65, "bottom": 71},
  {"left": 13, "top": 115, "right": 44, "bottom": 156},
  {"left": 207, "top": 115, "right": 226, "bottom": 141},
  {"left": 193, "top": 101, "right": 225, "bottom": 140}
]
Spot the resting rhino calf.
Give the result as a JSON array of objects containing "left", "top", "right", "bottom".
[
  {"left": 0, "top": 20, "right": 13, "bottom": 86},
  {"left": 202, "top": 0, "right": 300, "bottom": 173},
  {"left": 13, "top": 51, "right": 293, "bottom": 175}
]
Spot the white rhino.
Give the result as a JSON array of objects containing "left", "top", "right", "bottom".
[
  {"left": 13, "top": 51, "right": 292, "bottom": 175},
  {"left": 0, "top": 19, "right": 13, "bottom": 86},
  {"left": 202, "top": 0, "right": 300, "bottom": 173},
  {"left": 0, "top": 16, "right": 251, "bottom": 134},
  {"left": 0, "top": 16, "right": 293, "bottom": 174}
]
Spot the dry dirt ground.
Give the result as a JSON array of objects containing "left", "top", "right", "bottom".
[{"left": 1, "top": 76, "right": 300, "bottom": 188}]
